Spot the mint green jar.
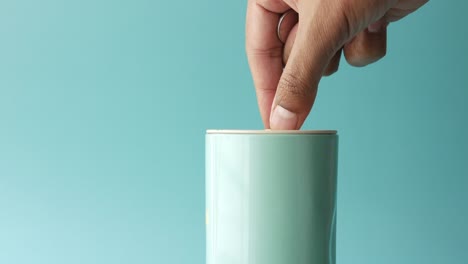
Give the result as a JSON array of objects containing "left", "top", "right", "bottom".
[{"left": 206, "top": 130, "right": 338, "bottom": 264}]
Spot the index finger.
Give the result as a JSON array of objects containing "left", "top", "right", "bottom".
[{"left": 246, "top": 0, "right": 285, "bottom": 128}]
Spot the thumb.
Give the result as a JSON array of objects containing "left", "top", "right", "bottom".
[
  {"left": 270, "top": 3, "right": 350, "bottom": 130},
  {"left": 269, "top": 0, "right": 395, "bottom": 129}
]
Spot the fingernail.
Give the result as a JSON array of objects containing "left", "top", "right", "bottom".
[{"left": 270, "top": 105, "right": 297, "bottom": 130}]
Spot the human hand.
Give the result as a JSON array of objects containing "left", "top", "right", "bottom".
[{"left": 246, "top": 0, "right": 428, "bottom": 129}]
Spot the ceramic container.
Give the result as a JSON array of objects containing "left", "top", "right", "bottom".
[{"left": 206, "top": 130, "right": 338, "bottom": 264}]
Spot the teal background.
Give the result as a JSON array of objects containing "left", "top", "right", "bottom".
[{"left": 0, "top": 1, "right": 466, "bottom": 263}]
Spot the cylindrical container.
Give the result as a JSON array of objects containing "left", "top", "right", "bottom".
[{"left": 206, "top": 130, "right": 338, "bottom": 264}]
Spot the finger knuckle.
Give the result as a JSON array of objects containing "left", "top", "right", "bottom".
[
  {"left": 246, "top": 46, "right": 283, "bottom": 59},
  {"left": 255, "top": 0, "right": 267, "bottom": 7},
  {"left": 278, "top": 72, "right": 313, "bottom": 100},
  {"left": 335, "top": 0, "right": 356, "bottom": 39},
  {"left": 256, "top": 0, "right": 288, "bottom": 12}
]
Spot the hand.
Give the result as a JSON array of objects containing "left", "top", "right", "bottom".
[{"left": 246, "top": 0, "right": 428, "bottom": 129}]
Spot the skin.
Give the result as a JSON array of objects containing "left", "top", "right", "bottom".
[{"left": 246, "top": 0, "right": 429, "bottom": 129}]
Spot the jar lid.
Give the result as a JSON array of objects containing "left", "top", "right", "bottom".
[{"left": 206, "top": 129, "right": 337, "bottom": 135}]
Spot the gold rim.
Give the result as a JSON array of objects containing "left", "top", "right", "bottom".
[{"left": 206, "top": 129, "right": 337, "bottom": 135}]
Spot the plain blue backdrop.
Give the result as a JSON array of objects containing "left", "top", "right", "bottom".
[{"left": 0, "top": 1, "right": 467, "bottom": 263}]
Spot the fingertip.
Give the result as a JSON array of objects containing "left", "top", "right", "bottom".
[
  {"left": 270, "top": 105, "right": 298, "bottom": 130},
  {"left": 256, "top": 88, "right": 276, "bottom": 129},
  {"left": 344, "top": 26, "right": 387, "bottom": 67}
]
